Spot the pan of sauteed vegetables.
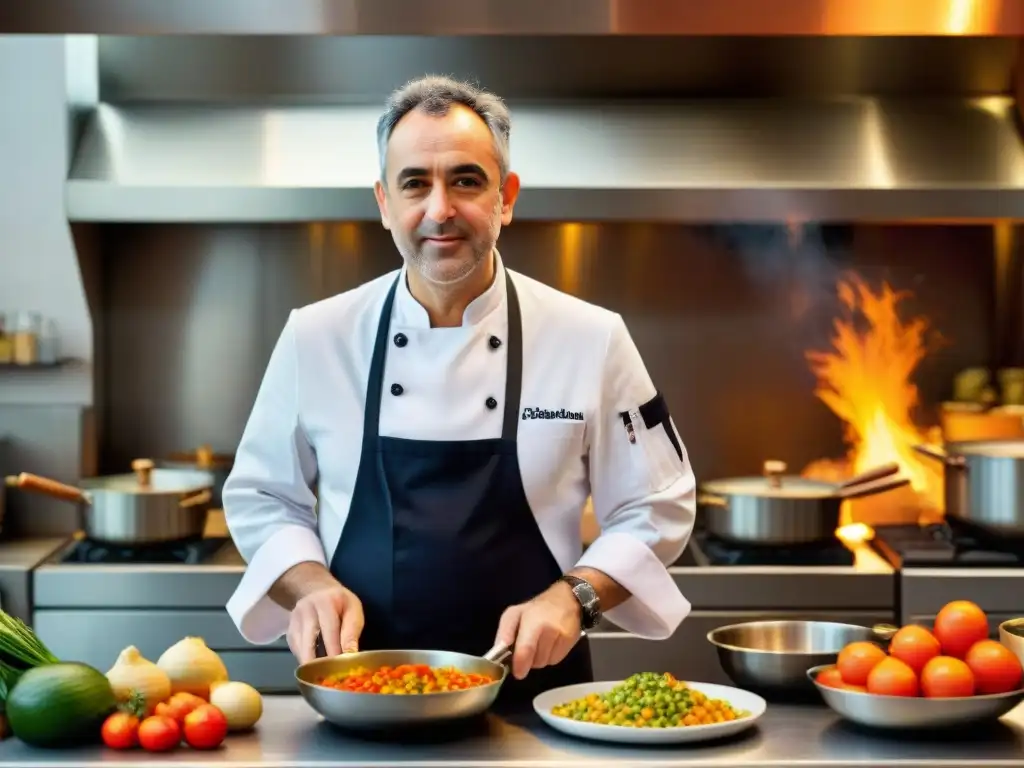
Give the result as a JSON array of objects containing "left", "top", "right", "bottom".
[{"left": 294, "top": 644, "right": 512, "bottom": 729}]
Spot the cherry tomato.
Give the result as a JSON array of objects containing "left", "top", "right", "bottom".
[
  {"left": 933, "top": 600, "right": 990, "bottom": 659},
  {"left": 888, "top": 625, "right": 941, "bottom": 674},
  {"left": 816, "top": 666, "right": 844, "bottom": 688},
  {"left": 965, "top": 640, "right": 1024, "bottom": 694},
  {"left": 101, "top": 712, "right": 139, "bottom": 750},
  {"left": 838, "top": 642, "right": 887, "bottom": 686},
  {"left": 138, "top": 715, "right": 181, "bottom": 752},
  {"left": 921, "top": 655, "right": 974, "bottom": 698},
  {"left": 866, "top": 656, "right": 919, "bottom": 697},
  {"left": 154, "top": 692, "right": 205, "bottom": 724},
  {"left": 183, "top": 704, "right": 228, "bottom": 750}
]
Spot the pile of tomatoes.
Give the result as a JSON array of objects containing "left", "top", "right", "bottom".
[
  {"left": 101, "top": 692, "right": 228, "bottom": 753},
  {"left": 816, "top": 600, "right": 1023, "bottom": 698}
]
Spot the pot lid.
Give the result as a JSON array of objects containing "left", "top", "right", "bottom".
[
  {"left": 80, "top": 459, "right": 214, "bottom": 495},
  {"left": 701, "top": 460, "right": 840, "bottom": 499}
]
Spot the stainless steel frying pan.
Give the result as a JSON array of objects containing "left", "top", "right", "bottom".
[{"left": 295, "top": 644, "right": 512, "bottom": 729}]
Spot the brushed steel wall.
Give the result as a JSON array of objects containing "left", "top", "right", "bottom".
[{"left": 98, "top": 223, "right": 993, "bottom": 483}]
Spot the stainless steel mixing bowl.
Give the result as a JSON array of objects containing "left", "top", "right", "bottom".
[
  {"left": 707, "top": 620, "right": 889, "bottom": 697},
  {"left": 295, "top": 647, "right": 509, "bottom": 730},
  {"left": 808, "top": 664, "right": 1024, "bottom": 729}
]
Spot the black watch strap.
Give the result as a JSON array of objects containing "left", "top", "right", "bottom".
[{"left": 560, "top": 574, "right": 601, "bottom": 631}]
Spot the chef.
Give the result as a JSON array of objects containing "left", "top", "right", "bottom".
[{"left": 223, "top": 74, "right": 697, "bottom": 708}]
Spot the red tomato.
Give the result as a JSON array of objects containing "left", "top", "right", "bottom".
[
  {"left": 101, "top": 712, "right": 139, "bottom": 750},
  {"left": 933, "top": 601, "right": 990, "bottom": 659},
  {"left": 138, "top": 715, "right": 181, "bottom": 752},
  {"left": 816, "top": 666, "right": 844, "bottom": 688},
  {"left": 183, "top": 704, "right": 228, "bottom": 750},
  {"left": 866, "top": 656, "right": 920, "bottom": 697},
  {"left": 965, "top": 640, "right": 1024, "bottom": 694},
  {"left": 837, "top": 642, "right": 887, "bottom": 686},
  {"left": 921, "top": 656, "right": 975, "bottom": 698},
  {"left": 889, "top": 625, "right": 941, "bottom": 674}
]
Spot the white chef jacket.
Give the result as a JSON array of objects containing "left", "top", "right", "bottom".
[{"left": 224, "top": 251, "right": 697, "bottom": 646}]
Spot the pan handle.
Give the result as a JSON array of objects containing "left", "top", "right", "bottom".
[
  {"left": 912, "top": 443, "right": 964, "bottom": 468},
  {"left": 483, "top": 642, "right": 512, "bottom": 665},
  {"left": 696, "top": 493, "right": 727, "bottom": 507},
  {"left": 482, "top": 630, "right": 588, "bottom": 667},
  {"left": 835, "top": 462, "right": 900, "bottom": 490},
  {"left": 4, "top": 473, "right": 88, "bottom": 504},
  {"left": 836, "top": 475, "right": 910, "bottom": 500},
  {"left": 179, "top": 489, "right": 212, "bottom": 509}
]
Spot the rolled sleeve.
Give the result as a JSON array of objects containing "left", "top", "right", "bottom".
[
  {"left": 223, "top": 311, "right": 322, "bottom": 645},
  {"left": 580, "top": 314, "right": 697, "bottom": 639}
]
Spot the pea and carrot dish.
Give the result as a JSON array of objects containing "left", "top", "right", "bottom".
[
  {"left": 317, "top": 663, "right": 495, "bottom": 694},
  {"left": 551, "top": 672, "right": 751, "bottom": 728}
]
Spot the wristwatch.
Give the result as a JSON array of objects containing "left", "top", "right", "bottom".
[{"left": 560, "top": 574, "right": 602, "bottom": 631}]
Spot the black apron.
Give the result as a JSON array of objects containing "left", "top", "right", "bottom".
[{"left": 329, "top": 272, "right": 593, "bottom": 712}]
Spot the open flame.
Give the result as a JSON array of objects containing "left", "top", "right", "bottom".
[{"left": 801, "top": 275, "right": 946, "bottom": 533}]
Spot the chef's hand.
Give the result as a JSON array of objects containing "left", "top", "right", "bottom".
[
  {"left": 495, "top": 582, "right": 581, "bottom": 680},
  {"left": 287, "top": 582, "right": 365, "bottom": 664}
]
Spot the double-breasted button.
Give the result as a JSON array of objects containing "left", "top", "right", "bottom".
[
  {"left": 489, "top": 335, "right": 502, "bottom": 349},
  {"left": 394, "top": 333, "right": 408, "bottom": 348},
  {"left": 391, "top": 383, "right": 404, "bottom": 396},
  {"left": 485, "top": 397, "right": 498, "bottom": 410}
]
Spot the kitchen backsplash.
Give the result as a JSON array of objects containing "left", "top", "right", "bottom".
[{"left": 93, "top": 222, "right": 994, "bottom": 486}]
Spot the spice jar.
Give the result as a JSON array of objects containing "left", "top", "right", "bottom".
[
  {"left": 36, "top": 320, "right": 60, "bottom": 365},
  {"left": 11, "top": 311, "right": 41, "bottom": 365},
  {"left": 0, "top": 313, "right": 12, "bottom": 365}
]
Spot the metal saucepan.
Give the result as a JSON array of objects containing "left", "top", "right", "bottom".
[
  {"left": 5, "top": 458, "right": 215, "bottom": 545},
  {"left": 698, "top": 460, "right": 910, "bottom": 545},
  {"left": 914, "top": 440, "right": 1024, "bottom": 537},
  {"left": 295, "top": 644, "right": 512, "bottom": 730},
  {"left": 707, "top": 620, "right": 897, "bottom": 699},
  {"left": 159, "top": 444, "right": 233, "bottom": 508}
]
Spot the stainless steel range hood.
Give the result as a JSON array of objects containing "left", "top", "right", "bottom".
[
  {"left": 6, "top": 0, "right": 1024, "bottom": 35},
  {"left": 67, "top": 97, "right": 1024, "bottom": 224},
  {"left": 64, "top": 34, "right": 1024, "bottom": 223}
]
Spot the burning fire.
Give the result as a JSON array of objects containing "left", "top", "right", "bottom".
[{"left": 801, "top": 275, "right": 946, "bottom": 531}]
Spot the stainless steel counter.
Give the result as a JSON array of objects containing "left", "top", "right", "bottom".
[
  {"left": 1, "top": 695, "right": 1023, "bottom": 767},
  {"left": 0, "top": 537, "right": 72, "bottom": 623}
]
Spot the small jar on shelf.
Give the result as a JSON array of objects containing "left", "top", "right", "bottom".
[
  {"left": 0, "top": 313, "right": 12, "bottom": 364},
  {"left": 10, "top": 311, "right": 41, "bottom": 365},
  {"left": 36, "top": 319, "right": 60, "bottom": 365}
]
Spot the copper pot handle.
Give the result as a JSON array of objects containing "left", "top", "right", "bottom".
[
  {"left": 836, "top": 475, "right": 910, "bottom": 500},
  {"left": 835, "top": 462, "right": 900, "bottom": 490},
  {"left": 179, "top": 489, "right": 212, "bottom": 509},
  {"left": 4, "top": 473, "right": 88, "bottom": 504}
]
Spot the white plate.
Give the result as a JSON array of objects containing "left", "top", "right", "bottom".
[{"left": 533, "top": 679, "right": 766, "bottom": 745}]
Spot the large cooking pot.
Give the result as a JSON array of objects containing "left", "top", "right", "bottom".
[
  {"left": 159, "top": 444, "right": 233, "bottom": 508},
  {"left": 5, "top": 458, "right": 214, "bottom": 544},
  {"left": 914, "top": 439, "right": 1024, "bottom": 536},
  {"left": 699, "top": 460, "right": 910, "bottom": 545}
]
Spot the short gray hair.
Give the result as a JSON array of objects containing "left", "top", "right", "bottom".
[{"left": 376, "top": 75, "right": 511, "bottom": 183}]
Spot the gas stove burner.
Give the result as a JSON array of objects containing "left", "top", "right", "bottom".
[
  {"left": 695, "top": 531, "right": 855, "bottom": 567},
  {"left": 872, "top": 521, "right": 1024, "bottom": 568},
  {"left": 61, "top": 537, "right": 230, "bottom": 565}
]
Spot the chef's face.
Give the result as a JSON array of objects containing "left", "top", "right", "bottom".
[{"left": 374, "top": 103, "right": 520, "bottom": 286}]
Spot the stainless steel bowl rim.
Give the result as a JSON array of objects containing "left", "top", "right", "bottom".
[
  {"left": 806, "top": 664, "right": 1024, "bottom": 702},
  {"left": 706, "top": 621, "right": 875, "bottom": 656}
]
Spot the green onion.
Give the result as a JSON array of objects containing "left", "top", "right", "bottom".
[{"left": 0, "top": 611, "right": 60, "bottom": 702}]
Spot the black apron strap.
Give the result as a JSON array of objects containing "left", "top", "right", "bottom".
[
  {"left": 362, "top": 276, "right": 401, "bottom": 442},
  {"left": 501, "top": 275, "right": 523, "bottom": 441}
]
